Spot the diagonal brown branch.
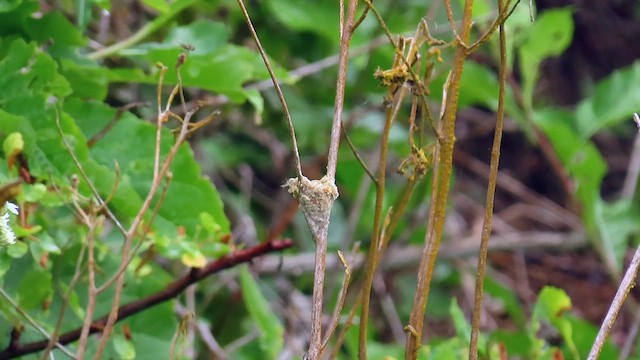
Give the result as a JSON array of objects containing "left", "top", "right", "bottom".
[{"left": 0, "top": 239, "right": 293, "bottom": 360}]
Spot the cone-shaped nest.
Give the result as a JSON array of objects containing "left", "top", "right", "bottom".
[{"left": 284, "top": 175, "right": 338, "bottom": 240}]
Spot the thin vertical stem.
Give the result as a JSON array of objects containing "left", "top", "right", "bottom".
[
  {"left": 359, "top": 88, "right": 407, "bottom": 359},
  {"left": 468, "top": 0, "right": 508, "bottom": 357},
  {"left": 326, "top": 0, "right": 359, "bottom": 179}
]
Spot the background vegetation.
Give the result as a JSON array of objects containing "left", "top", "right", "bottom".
[{"left": 1, "top": 0, "right": 640, "bottom": 359}]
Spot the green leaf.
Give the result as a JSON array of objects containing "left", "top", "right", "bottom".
[
  {"left": 534, "top": 108, "right": 607, "bottom": 230},
  {"left": 575, "top": 61, "right": 640, "bottom": 138},
  {"left": 594, "top": 199, "right": 640, "bottom": 275},
  {"left": 518, "top": 7, "right": 574, "bottom": 109},
  {"left": 88, "top": 112, "right": 229, "bottom": 240},
  {"left": 6, "top": 241, "right": 27, "bottom": 258},
  {"left": 266, "top": 0, "right": 339, "bottom": 42},
  {"left": 450, "top": 297, "right": 486, "bottom": 355},
  {"left": 163, "top": 20, "right": 230, "bottom": 54},
  {"left": 60, "top": 61, "right": 109, "bottom": 100},
  {"left": 24, "top": 12, "right": 85, "bottom": 47},
  {"left": 113, "top": 333, "right": 136, "bottom": 360},
  {"left": 140, "top": 0, "right": 169, "bottom": 13},
  {"left": 17, "top": 268, "right": 52, "bottom": 309},
  {"left": 2, "top": 132, "right": 22, "bottom": 162},
  {"left": 240, "top": 266, "right": 284, "bottom": 359},
  {"left": 0, "top": 0, "right": 22, "bottom": 12},
  {"left": 532, "top": 286, "right": 579, "bottom": 359}
]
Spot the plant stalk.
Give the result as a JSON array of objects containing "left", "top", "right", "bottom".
[{"left": 404, "top": 0, "right": 475, "bottom": 358}]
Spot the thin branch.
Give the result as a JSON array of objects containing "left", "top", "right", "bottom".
[
  {"left": 621, "top": 114, "right": 640, "bottom": 199},
  {"left": 0, "top": 288, "right": 75, "bottom": 359},
  {"left": 0, "top": 240, "right": 293, "bottom": 360},
  {"left": 321, "top": 251, "right": 351, "bottom": 351},
  {"left": 469, "top": 0, "right": 508, "bottom": 356},
  {"left": 326, "top": 0, "right": 359, "bottom": 179},
  {"left": 55, "top": 109, "right": 127, "bottom": 235},
  {"left": 587, "top": 242, "right": 640, "bottom": 359},
  {"left": 341, "top": 125, "right": 378, "bottom": 184},
  {"left": 235, "top": 0, "right": 302, "bottom": 178}
]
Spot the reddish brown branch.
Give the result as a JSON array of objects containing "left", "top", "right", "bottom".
[{"left": 0, "top": 239, "right": 293, "bottom": 360}]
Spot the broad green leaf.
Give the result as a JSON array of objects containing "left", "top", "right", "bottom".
[
  {"left": 518, "top": 7, "right": 574, "bottom": 109},
  {"left": 575, "top": 61, "right": 640, "bottom": 138},
  {"left": 240, "top": 266, "right": 284, "bottom": 359},
  {"left": 17, "top": 268, "right": 52, "bottom": 309}
]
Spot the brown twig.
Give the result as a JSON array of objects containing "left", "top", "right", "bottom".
[
  {"left": 469, "top": 0, "right": 508, "bottom": 356},
  {"left": 0, "top": 240, "right": 293, "bottom": 360}
]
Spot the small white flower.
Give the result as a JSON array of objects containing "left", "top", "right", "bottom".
[{"left": 0, "top": 202, "right": 19, "bottom": 247}]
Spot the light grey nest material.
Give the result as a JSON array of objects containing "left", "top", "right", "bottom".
[{"left": 284, "top": 175, "right": 339, "bottom": 240}]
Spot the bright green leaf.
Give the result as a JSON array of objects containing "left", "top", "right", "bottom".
[
  {"left": 2, "top": 132, "right": 23, "bottom": 158},
  {"left": 532, "top": 286, "right": 579, "bottom": 359}
]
